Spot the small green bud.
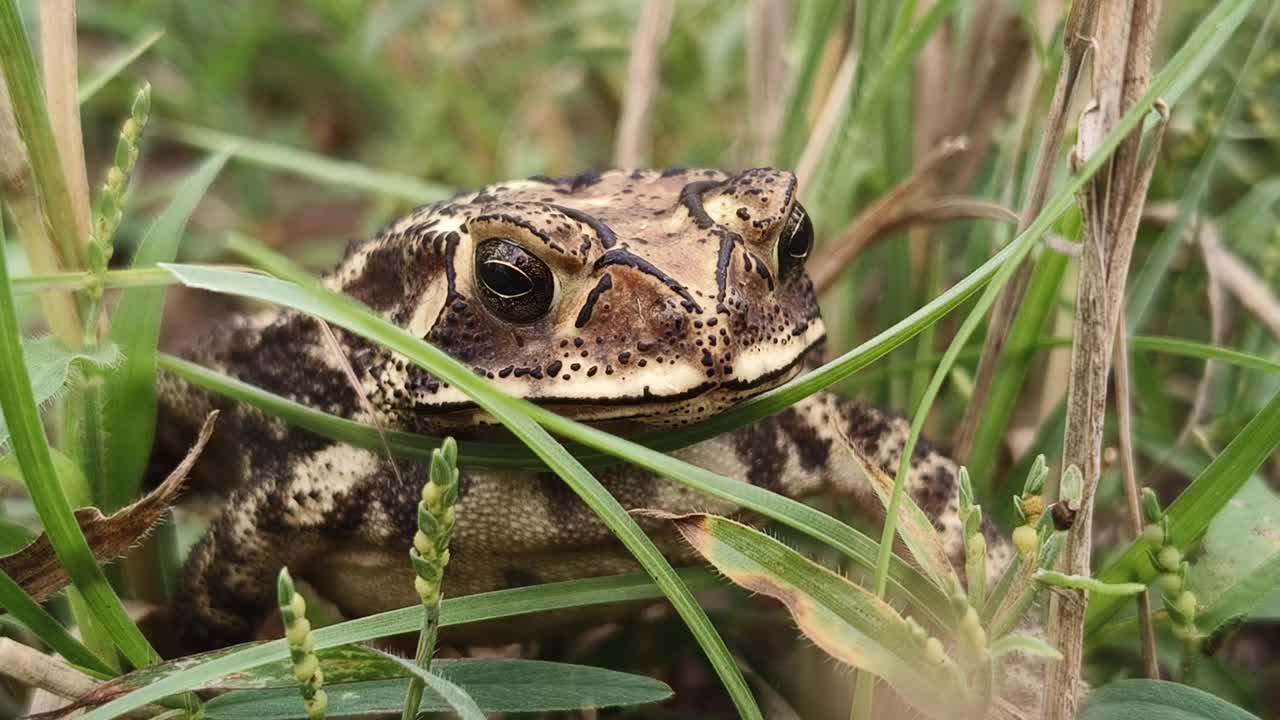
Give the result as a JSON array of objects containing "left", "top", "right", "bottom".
[
  {"left": 413, "top": 531, "right": 432, "bottom": 556},
  {"left": 1012, "top": 524, "right": 1039, "bottom": 557},
  {"left": 286, "top": 618, "right": 312, "bottom": 646},
  {"left": 925, "top": 637, "right": 946, "bottom": 664},
  {"left": 1174, "top": 590, "right": 1198, "bottom": 621},
  {"left": 293, "top": 654, "right": 319, "bottom": 683},
  {"left": 1157, "top": 545, "right": 1182, "bottom": 572},
  {"left": 1157, "top": 572, "right": 1183, "bottom": 595},
  {"left": 1024, "top": 455, "right": 1048, "bottom": 495},
  {"left": 1171, "top": 623, "right": 1194, "bottom": 641},
  {"left": 289, "top": 593, "right": 307, "bottom": 621},
  {"left": 1141, "top": 523, "right": 1164, "bottom": 545},
  {"left": 305, "top": 689, "right": 327, "bottom": 720}
]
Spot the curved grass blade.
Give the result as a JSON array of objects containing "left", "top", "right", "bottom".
[
  {"left": 0, "top": 207, "right": 156, "bottom": 670},
  {"left": 673, "top": 513, "right": 972, "bottom": 719},
  {"left": 77, "top": 29, "right": 164, "bottom": 104},
  {"left": 101, "top": 152, "right": 228, "bottom": 510},
  {"left": 154, "top": 264, "right": 762, "bottom": 719},
  {"left": 163, "top": 123, "right": 451, "bottom": 203},
  {"left": 78, "top": 569, "right": 715, "bottom": 720}
]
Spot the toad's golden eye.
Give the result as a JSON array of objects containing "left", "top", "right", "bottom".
[
  {"left": 474, "top": 238, "right": 555, "bottom": 323},
  {"left": 779, "top": 203, "right": 813, "bottom": 276}
]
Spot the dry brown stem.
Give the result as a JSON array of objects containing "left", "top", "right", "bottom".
[
  {"left": 40, "top": 0, "right": 91, "bottom": 254},
  {"left": 613, "top": 0, "right": 674, "bottom": 168},
  {"left": 1112, "top": 315, "right": 1160, "bottom": 679},
  {"left": 810, "top": 137, "right": 968, "bottom": 292},
  {"left": 952, "top": 0, "right": 1100, "bottom": 461},
  {"left": 746, "top": 0, "right": 789, "bottom": 164},
  {"left": 1044, "top": 2, "right": 1162, "bottom": 717}
]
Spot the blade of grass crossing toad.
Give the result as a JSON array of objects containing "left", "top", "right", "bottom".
[
  {"left": 674, "top": 514, "right": 973, "bottom": 719},
  {"left": 1086, "top": 388, "right": 1280, "bottom": 635},
  {"left": 154, "top": 264, "right": 763, "bottom": 719},
  {"left": 0, "top": 211, "right": 157, "bottom": 668},
  {"left": 100, "top": 152, "right": 228, "bottom": 510},
  {"left": 78, "top": 570, "right": 716, "bottom": 720},
  {"left": 219, "top": 239, "right": 955, "bottom": 617}
]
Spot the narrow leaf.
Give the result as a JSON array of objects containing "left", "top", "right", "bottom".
[
  {"left": 1034, "top": 571, "right": 1146, "bottom": 596},
  {"left": 1080, "top": 679, "right": 1260, "bottom": 720},
  {"left": 101, "top": 152, "right": 228, "bottom": 510},
  {"left": 673, "top": 513, "right": 972, "bottom": 718}
]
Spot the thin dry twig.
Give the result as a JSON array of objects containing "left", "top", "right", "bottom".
[
  {"left": 613, "top": 0, "right": 674, "bottom": 168},
  {"left": 0, "top": 637, "right": 99, "bottom": 699},
  {"left": 40, "top": 0, "right": 91, "bottom": 254},
  {"left": 1044, "top": 3, "right": 1162, "bottom": 717},
  {"left": 810, "top": 137, "right": 969, "bottom": 292},
  {"left": 746, "top": 0, "right": 789, "bottom": 164},
  {"left": 952, "top": 0, "right": 1100, "bottom": 461},
  {"left": 793, "top": 36, "right": 859, "bottom": 190},
  {"left": 1113, "top": 316, "right": 1160, "bottom": 679}
]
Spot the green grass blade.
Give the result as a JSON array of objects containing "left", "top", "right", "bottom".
[
  {"left": 77, "top": 29, "right": 164, "bottom": 104},
  {"left": 675, "top": 514, "right": 972, "bottom": 719},
  {"left": 156, "top": 264, "right": 762, "bottom": 719},
  {"left": 1085, "top": 387, "right": 1280, "bottom": 635},
  {"left": 100, "top": 152, "right": 228, "bottom": 511},
  {"left": 79, "top": 570, "right": 718, "bottom": 720},
  {"left": 1126, "top": 0, "right": 1275, "bottom": 330},
  {"left": 371, "top": 649, "right": 484, "bottom": 720},
  {"left": 162, "top": 122, "right": 452, "bottom": 202},
  {"left": 0, "top": 0, "right": 86, "bottom": 273},
  {"left": 0, "top": 213, "right": 156, "bottom": 669},
  {"left": 0, "top": 566, "right": 115, "bottom": 675},
  {"left": 963, "top": 248, "right": 1069, "bottom": 489},
  {"left": 215, "top": 238, "right": 956, "bottom": 625}
]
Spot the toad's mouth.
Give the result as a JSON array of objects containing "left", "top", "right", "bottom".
[{"left": 415, "top": 326, "right": 826, "bottom": 427}]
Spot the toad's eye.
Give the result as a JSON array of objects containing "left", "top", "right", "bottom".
[
  {"left": 779, "top": 203, "right": 813, "bottom": 276},
  {"left": 475, "top": 238, "right": 555, "bottom": 323}
]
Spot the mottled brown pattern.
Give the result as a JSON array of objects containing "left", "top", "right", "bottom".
[{"left": 156, "top": 169, "right": 1023, "bottom": 706}]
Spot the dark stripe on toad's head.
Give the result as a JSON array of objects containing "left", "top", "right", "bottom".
[
  {"left": 549, "top": 204, "right": 618, "bottom": 249},
  {"left": 575, "top": 273, "right": 614, "bottom": 328},
  {"left": 678, "top": 179, "right": 721, "bottom": 229},
  {"left": 594, "top": 249, "right": 703, "bottom": 314},
  {"left": 714, "top": 229, "right": 740, "bottom": 302}
]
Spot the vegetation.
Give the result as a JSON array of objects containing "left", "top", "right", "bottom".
[{"left": 1, "top": 1, "right": 1279, "bottom": 719}]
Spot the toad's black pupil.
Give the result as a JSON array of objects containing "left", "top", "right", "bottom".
[
  {"left": 785, "top": 207, "right": 813, "bottom": 258},
  {"left": 481, "top": 260, "right": 532, "bottom": 297}
]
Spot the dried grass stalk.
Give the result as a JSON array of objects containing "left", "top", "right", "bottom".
[
  {"left": 613, "top": 0, "right": 674, "bottom": 168},
  {"left": 1044, "top": 2, "right": 1163, "bottom": 717}
]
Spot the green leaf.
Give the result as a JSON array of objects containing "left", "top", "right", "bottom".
[
  {"left": 80, "top": 570, "right": 714, "bottom": 720},
  {"left": 1087, "top": 388, "right": 1280, "bottom": 635},
  {"left": 1079, "top": 679, "right": 1260, "bottom": 720},
  {"left": 1191, "top": 478, "right": 1280, "bottom": 631},
  {"left": 0, "top": 337, "right": 120, "bottom": 452},
  {"left": 163, "top": 123, "right": 451, "bottom": 202},
  {"left": 100, "top": 152, "right": 228, "bottom": 510},
  {"left": 204, "top": 659, "right": 672, "bottom": 719},
  {"left": 0, "top": 188, "right": 156, "bottom": 671},
  {"left": 988, "top": 633, "right": 1062, "bottom": 661},
  {"left": 1034, "top": 570, "right": 1146, "bottom": 596},
  {"left": 365, "top": 649, "right": 483, "bottom": 720},
  {"left": 149, "top": 263, "right": 762, "bottom": 719},
  {"left": 672, "top": 513, "right": 974, "bottom": 719}
]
